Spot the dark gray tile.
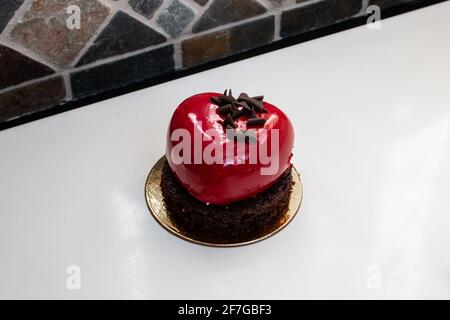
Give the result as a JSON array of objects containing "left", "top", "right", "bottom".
[
  {"left": 0, "top": 44, "right": 54, "bottom": 90},
  {"left": 369, "top": 0, "right": 416, "bottom": 9},
  {"left": 77, "top": 11, "right": 166, "bottom": 66},
  {"left": 157, "top": 0, "right": 195, "bottom": 38},
  {"left": 72, "top": 45, "right": 174, "bottom": 99},
  {"left": 0, "top": 0, "right": 24, "bottom": 33},
  {"left": 193, "top": 0, "right": 267, "bottom": 33},
  {"left": 0, "top": 77, "right": 66, "bottom": 123},
  {"left": 129, "top": 0, "right": 163, "bottom": 19},
  {"left": 281, "top": 0, "right": 362, "bottom": 38},
  {"left": 193, "top": 0, "right": 208, "bottom": 5}
]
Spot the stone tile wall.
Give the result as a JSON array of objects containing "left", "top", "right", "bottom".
[{"left": 0, "top": 0, "right": 429, "bottom": 125}]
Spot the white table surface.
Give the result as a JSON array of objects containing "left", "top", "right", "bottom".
[{"left": 1, "top": 2, "right": 449, "bottom": 299}]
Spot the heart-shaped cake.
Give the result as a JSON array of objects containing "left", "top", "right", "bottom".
[
  {"left": 166, "top": 91, "right": 294, "bottom": 204},
  {"left": 161, "top": 90, "right": 295, "bottom": 242}
]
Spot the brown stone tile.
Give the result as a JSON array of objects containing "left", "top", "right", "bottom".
[
  {"left": 183, "top": 31, "right": 231, "bottom": 68},
  {"left": 0, "top": 76, "right": 66, "bottom": 122},
  {"left": 0, "top": 44, "right": 55, "bottom": 90},
  {"left": 10, "top": 0, "right": 110, "bottom": 67},
  {"left": 183, "top": 16, "right": 274, "bottom": 68}
]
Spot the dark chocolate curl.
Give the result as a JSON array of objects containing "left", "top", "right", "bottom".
[
  {"left": 232, "top": 108, "right": 246, "bottom": 120},
  {"left": 247, "top": 118, "right": 266, "bottom": 127},
  {"left": 237, "top": 93, "right": 250, "bottom": 102},
  {"left": 235, "top": 101, "right": 252, "bottom": 112},
  {"left": 243, "top": 97, "right": 266, "bottom": 113},
  {"left": 216, "top": 90, "right": 268, "bottom": 129},
  {"left": 219, "top": 95, "right": 236, "bottom": 104},
  {"left": 223, "top": 114, "right": 237, "bottom": 129},
  {"left": 217, "top": 104, "right": 234, "bottom": 116},
  {"left": 253, "top": 104, "right": 268, "bottom": 114},
  {"left": 248, "top": 110, "right": 258, "bottom": 119},
  {"left": 210, "top": 96, "right": 222, "bottom": 106}
]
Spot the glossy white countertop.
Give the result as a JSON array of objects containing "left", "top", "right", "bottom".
[{"left": 1, "top": 2, "right": 449, "bottom": 299}]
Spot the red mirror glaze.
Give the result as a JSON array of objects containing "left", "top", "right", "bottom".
[{"left": 166, "top": 92, "right": 295, "bottom": 205}]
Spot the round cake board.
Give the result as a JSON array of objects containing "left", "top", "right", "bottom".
[{"left": 145, "top": 156, "right": 303, "bottom": 247}]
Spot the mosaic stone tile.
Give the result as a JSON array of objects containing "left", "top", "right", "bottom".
[
  {"left": 193, "top": 0, "right": 209, "bottom": 5},
  {"left": 0, "top": 45, "right": 54, "bottom": 90},
  {"left": 184, "top": 16, "right": 274, "bottom": 67},
  {"left": 71, "top": 45, "right": 174, "bottom": 99},
  {"left": 281, "top": 0, "right": 362, "bottom": 38},
  {"left": 0, "top": 77, "right": 65, "bottom": 122},
  {"left": 0, "top": 0, "right": 432, "bottom": 127},
  {"left": 157, "top": 0, "right": 195, "bottom": 38},
  {"left": 193, "top": 0, "right": 267, "bottom": 33},
  {"left": 10, "top": 0, "right": 110, "bottom": 66},
  {"left": 77, "top": 11, "right": 166, "bottom": 66},
  {"left": 129, "top": 0, "right": 163, "bottom": 19},
  {"left": 270, "top": 0, "right": 290, "bottom": 6},
  {"left": 0, "top": 0, "right": 25, "bottom": 33}
]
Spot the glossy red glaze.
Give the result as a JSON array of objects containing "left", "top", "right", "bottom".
[{"left": 166, "top": 92, "right": 294, "bottom": 205}]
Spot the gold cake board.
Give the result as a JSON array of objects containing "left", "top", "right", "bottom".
[{"left": 145, "top": 156, "right": 303, "bottom": 247}]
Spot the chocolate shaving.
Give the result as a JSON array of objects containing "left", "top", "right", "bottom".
[
  {"left": 247, "top": 110, "right": 258, "bottom": 119},
  {"left": 253, "top": 104, "right": 268, "bottom": 114},
  {"left": 232, "top": 108, "right": 246, "bottom": 120},
  {"left": 217, "top": 104, "right": 234, "bottom": 116},
  {"left": 235, "top": 101, "right": 252, "bottom": 112},
  {"left": 210, "top": 96, "right": 222, "bottom": 106},
  {"left": 237, "top": 93, "right": 249, "bottom": 102},
  {"left": 219, "top": 95, "right": 236, "bottom": 104},
  {"left": 247, "top": 118, "right": 266, "bottom": 127},
  {"left": 223, "top": 114, "right": 237, "bottom": 129},
  {"left": 211, "top": 89, "right": 268, "bottom": 131},
  {"left": 241, "top": 97, "right": 267, "bottom": 113}
]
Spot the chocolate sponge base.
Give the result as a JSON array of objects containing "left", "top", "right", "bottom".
[{"left": 160, "top": 160, "right": 293, "bottom": 244}]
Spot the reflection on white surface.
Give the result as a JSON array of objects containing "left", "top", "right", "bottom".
[
  {"left": 112, "top": 191, "right": 142, "bottom": 240},
  {"left": 111, "top": 191, "right": 155, "bottom": 299},
  {"left": 376, "top": 113, "right": 450, "bottom": 299},
  {"left": 122, "top": 248, "right": 148, "bottom": 299}
]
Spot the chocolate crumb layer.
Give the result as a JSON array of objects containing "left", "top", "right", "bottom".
[{"left": 161, "top": 160, "right": 293, "bottom": 244}]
